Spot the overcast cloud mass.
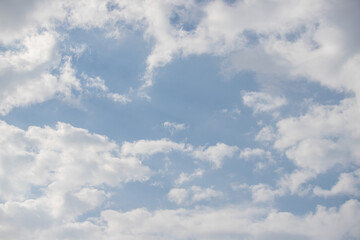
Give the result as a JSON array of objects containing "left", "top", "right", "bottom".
[{"left": 0, "top": 0, "right": 360, "bottom": 239}]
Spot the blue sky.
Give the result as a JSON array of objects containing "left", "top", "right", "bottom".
[{"left": 0, "top": 0, "right": 360, "bottom": 239}]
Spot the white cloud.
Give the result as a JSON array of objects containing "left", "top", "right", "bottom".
[
  {"left": 0, "top": 52, "right": 82, "bottom": 115},
  {"left": 80, "top": 73, "right": 132, "bottom": 104},
  {"left": 314, "top": 169, "right": 360, "bottom": 197},
  {"left": 192, "top": 143, "right": 238, "bottom": 168},
  {"left": 168, "top": 186, "right": 223, "bottom": 205},
  {"left": 239, "top": 148, "right": 273, "bottom": 171},
  {"left": 0, "top": 120, "right": 241, "bottom": 238},
  {"left": 250, "top": 184, "right": 281, "bottom": 203},
  {"left": 239, "top": 148, "right": 272, "bottom": 160},
  {"left": 66, "top": 0, "right": 116, "bottom": 30},
  {"left": 1, "top": 0, "right": 359, "bottom": 107},
  {"left": 0, "top": 1, "right": 359, "bottom": 238},
  {"left": 278, "top": 169, "right": 317, "bottom": 195},
  {"left": 175, "top": 168, "right": 204, "bottom": 185},
  {"left": 167, "top": 188, "right": 188, "bottom": 205},
  {"left": 106, "top": 93, "right": 132, "bottom": 104},
  {"left": 249, "top": 98, "right": 360, "bottom": 197},
  {"left": 255, "top": 126, "right": 275, "bottom": 142},
  {"left": 0, "top": 0, "right": 131, "bottom": 113},
  {"left": 120, "top": 139, "right": 237, "bottom": 168},
  {"left": 275, "top": 99, "right": 360, "bottom": 174},
  {"left": 235, "top": 183, "right": 283, "bottom": 203},
  {"left": 163, "top": 121, "right": 187, "bottom": 135},
  {"left": 15, "top": 199, "right": 356, "bottom": 240},
  {"left": 0, "top": 0, "right": 66, "bottom": 44},
  {"left": 0, "top": 120, "right": 151, "bottom": 211},
  {"left": 242, "top": 91, "right": 287, "bottom": 113},
  {"left": 132, "top": 0, "right": 327, "bottom": 91},
  {"left": 82, "top": 73, "right": 108, "bottom": 92},
  {"left": 120, "top": 138, "right": 189, "bottom": 157},
  {"left": 219, "top": 0, "right": 360, "bottom": 99},
  {"left": 0, "top": 31, "right": 57, "bottom": 73}
]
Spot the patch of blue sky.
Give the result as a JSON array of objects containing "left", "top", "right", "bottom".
[
  {"left": 275, "top": 194, "right": 352, "bottom": 215},
  {"left": 151, "top": 54, "right": 259, "bottom": 145},
  {"left": 280, "top": 79, "right": 350, "bottom": 117},
  {"left": 169, "top": 7, "right": 202, "bottom": 32},
  {"left": 68, "top": 28, "right": 150, "bottom": 92},
  {"left": 243, "top": 30, "right": 261, "bottom": 47}
]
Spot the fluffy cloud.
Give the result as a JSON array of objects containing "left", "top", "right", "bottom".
[
  {"left": 0, "top": 120, "right": 151, "bottom": 210},
  {"left": 249, "top": 97, "right": 360, "bottom": 197},
  {"left": 98, "top": 199, "right": 360, "bottom": 240},
  {"left": 0, "top": 0, "right": 126, "bottom": 114},
  {"left": 250, "top": 184, "right": 282, "bottom": 203},
  {"left": 1, "top": 0, "right": 359, "bottom": 238},
  {"left": 0, "top": 119, "right": 239, "bottom": 238},
  {"left": 1, "top": 0, "right": 359, "bottom": 111},
  {"left": 242, "top": 91, "right": 287, "bottom": 113},
  {"left": 1, "top": 0, "right": 357, "bottom": 110},
  {"left": 314, "top": 169, "right": 360, "bottom": 197},
  {"left": 220, "top": 0, "right": 360, "bottom": 97},
  {"left": 2, "top": 199, "right": 359, "bottom": 240},
  {"left": 191, "top": 143, "right": 239, "bottom": 168},
  {"left": 275, "top": 99, "right": 360, "bottom": 172},
  {"left": 0, "top": 31, "right": 79, "bottom": 115}
]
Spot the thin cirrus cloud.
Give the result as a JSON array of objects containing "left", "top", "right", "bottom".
[
  {"left": 163, "top": 121, "right": 188, "bottom": 135},
  {"left": 0, "top": 0, "right": 360, "bottom": 239}
]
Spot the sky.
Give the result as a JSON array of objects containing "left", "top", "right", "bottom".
[{"left": 0, "top": 0, "right": 360, "bottom": 239}]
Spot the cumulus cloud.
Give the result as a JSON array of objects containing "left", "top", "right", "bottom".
[
  {"left": 2, "top": 199, "right": 359, "bottom": 240},
  {"left": 314, "top": 169, "right": 360, "bottom": 197},
  {"left": 1, "top": 0, "right": 360, "bottom": 238},
  {"left": 275, "top": 99, "right": 360, "bottom": 173},
  {"left": 247, "top": 97, "right": 360, "bottom": 197},
  {"left": 0, "top": 119, "right": 239, "bottom": 238},
  {"left": 192, "top": 143, "right": 239, "bottom": 168},
  {"left": 0, "top": 0, "right": 131, "bottom": 113},
  {"left": 0, "top": 52, "right": 82, "bottom": 115},
  {"left": 98, "top": 200, "right": 360, "bottom": 240},
  {"left": 1, "top": 0, "right": 359, "bottom": 109},
  {"left": 234, "top": 183, "right": 283, "bottom": 203},
  {"left": 0, "top": 120, "right": 151, "bottom": 206}
]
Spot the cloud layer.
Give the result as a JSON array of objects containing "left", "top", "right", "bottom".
[{"left": 1, "top": 0, "right": 359, "bottom": 239}]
